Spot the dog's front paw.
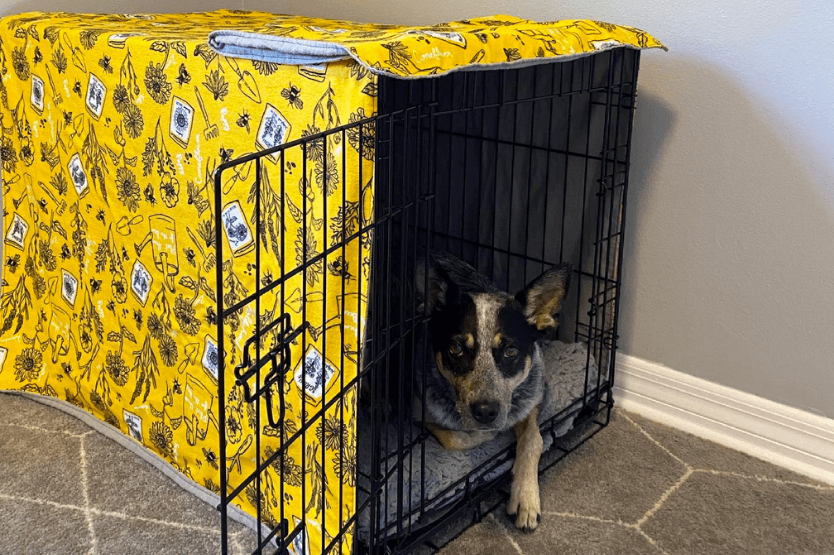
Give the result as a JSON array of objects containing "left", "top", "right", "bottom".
[{"left": 506, "top": 476, "right": 541, "bottom": 531}]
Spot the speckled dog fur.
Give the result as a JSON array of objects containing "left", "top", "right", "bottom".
[{"left": 414, "top": 251, "right": 571, "bottom": 530}]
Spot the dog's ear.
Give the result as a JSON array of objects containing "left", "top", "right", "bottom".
[
  {"left": 415, "top": 255, "right": 454, "bottom": 314},
  {"left": 517, "top": 262, "right": 572, "bottom": 331}
]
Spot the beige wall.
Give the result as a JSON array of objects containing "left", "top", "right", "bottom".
[{"left": 3, "top": 1, "right": 833, "bottom": 418}]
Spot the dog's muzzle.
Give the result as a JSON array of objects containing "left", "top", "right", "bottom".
[{"left": 470, "top": 400, "right": 500, "bottom": 425}]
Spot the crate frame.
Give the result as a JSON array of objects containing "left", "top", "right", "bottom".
[{"left": 215, "top": 46, "right": 641, "bottom": 555}]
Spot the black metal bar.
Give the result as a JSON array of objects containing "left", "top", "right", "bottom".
[{"left": 215, "top": 136, "right": 229, "bottom": 555}]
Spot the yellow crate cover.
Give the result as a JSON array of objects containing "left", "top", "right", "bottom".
[{"left": 0, "top": 10, "right": 662, "bottom": 553}]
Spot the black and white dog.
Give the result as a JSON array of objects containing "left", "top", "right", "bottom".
[{"left": 414, "top": 251, "right": 571, "bottom": 530}]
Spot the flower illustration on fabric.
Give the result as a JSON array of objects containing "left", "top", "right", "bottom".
[
  {"left": 174, "top": 294, "right": 201, "bottom": 336},
  {"left": 266, "top": 446, "right": 303, "bottom": 487},
  {"left": 144, "top": 62, "right": 172, "bottom": 104},
  {"left": 147, "top": 313, "right": 165, "bottom": 340},
  {"left": 150, "top": 421, "right": 174, "bottom": 457},
  {"left": 19, "top": 138, "right": 35, "bottom": 167},
  {"left": 38, "top": 240, "right": 57, "bottom": 272},
  {"left": 203, "top": 69, "right": 228, "bottom": 102},
  {"left": 315, "top": 152, "right": 339, "bottom": 196},
  {"left": 300, "top": 124, "right": 323, "bottom": 162},
  {"left": 12, "top": 47, "right": 30, "bottom": 80},
  {"left": 123, "top": 104, "right": 144, "bottom": 139},
  {"left": 105, "top": 351, "right": 130, "bottom": 386},
  {"left": 346, "top": 108, "right": 375, "bottom": 160},
  {"left": 79, "top": 323, "right": 94, "bottom": 352},
  {"left": 112, "top": 273, "right": 128, "bottom": 304},
  {"left": 1, "top": 137, "right": 18, "bottom": 173},
  {"left": 112, "top": 84, "right": 131, "bottom": 114},
  {"left": 225, "top": 404, "right": 243, "bottom": 444},
  {"left": 50, "top": 172, "right": 68, "bottom": 196},
  {"left": 51, "top": 47, "right": 68, "bottom": 74},
  {"left": 295, "top": 228, "right": 323, "bottom": 286},
  {"left": 316, "top": 414, "right": 347, "bottom": 451},
  {"left": 327, "top": 256, "right": 352, "bottom": 280},
  {"left": 176, "top": 64, "right": 191, "bottom": 87},
  {"left": 13, "top": 347, "right": 43, "bottom": 382},
  {"left": 504, "top": 47, "right": 522, "bottom": 62},
  {"left": 160, "top": 174, "right": 180, "bottom": 208},
  {"left": 116, "top": 167, "right": 140, "bottom": 211},
  {"left": 333, "top": 443, "right": 357, "bottom": 487},
  {"left": 158, "top": 334, "right": 178, "bottom": 367},
  {"left": 79, "top": 30, "right": 100, "bottom": 50}
]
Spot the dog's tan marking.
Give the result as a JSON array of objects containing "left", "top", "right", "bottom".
[
  {"left": 464, "top": 333, "right": 475, "bottom": 348},
  {"left": 492, "top": 333, "right": 504, "bottom": 348},
  {"left": 428, "top": 423, "right": 496, "bottom": 450},
  {"left": 524, "top": 280, "right": 567, "bottom": 331},
  {"left": 506, "top": 406, "right": 543, "bottom": 530}
]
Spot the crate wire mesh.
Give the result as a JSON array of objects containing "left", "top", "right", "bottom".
[{"left": 215, "top": 46, "right": 641, "bottom": 555}]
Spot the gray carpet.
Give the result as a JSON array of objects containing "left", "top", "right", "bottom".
[{"left": 2, "top": 392, "right": 834, "bottom": 555}]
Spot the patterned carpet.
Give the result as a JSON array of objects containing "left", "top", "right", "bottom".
[{"left": 2, "top": 392, "right": 833, "bottom": 555}]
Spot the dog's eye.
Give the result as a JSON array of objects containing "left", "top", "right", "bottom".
[
  {"left": 504, "top": 346, "right": 519, "bottom": 358},
  {"left": 449, "top": 342, "right": 463, "bottom": 357}
]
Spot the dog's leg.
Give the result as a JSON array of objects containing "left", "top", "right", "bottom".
[
  {"left": 507, "top": 406, "right": 543, "bottom": 530},
  {"left": 427, "top": 423, "right": 496, "bottom": 450}
]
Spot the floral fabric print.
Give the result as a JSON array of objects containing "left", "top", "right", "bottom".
[{"left": 0, "top": 10, "right": 379, "bottom": 555}]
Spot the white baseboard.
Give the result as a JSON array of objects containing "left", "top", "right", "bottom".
[{"left": 613, "top": 354, "right": 834, "bottom": 486}]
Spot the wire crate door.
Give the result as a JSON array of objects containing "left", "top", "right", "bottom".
[{"left": 214, "top": 62, "right": 377, "bottom": 555}]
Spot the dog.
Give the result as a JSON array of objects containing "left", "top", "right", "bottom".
[{"left": 413, "top": 250, "right": 571, "bottom": 531}]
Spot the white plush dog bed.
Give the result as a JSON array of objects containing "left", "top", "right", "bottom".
[{"left": 356, "top": 340, "right": 602, "bottom": 540}]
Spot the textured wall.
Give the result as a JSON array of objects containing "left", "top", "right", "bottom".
[{"left": 2, "top": 0, "right": 832, "bottom": 417}]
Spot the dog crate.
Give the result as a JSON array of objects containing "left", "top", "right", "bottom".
[
  {"left": 218, "top": 44, "right": 646, "bottom": 555},
  {"left": 0, "top": 11, "right": 662, "bottom": 555}
]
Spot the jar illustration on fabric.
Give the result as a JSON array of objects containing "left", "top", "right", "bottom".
[
  {"left": 183, "top": 373, "right": 215, "bottom": 446},
  {"left": 220, "top": 200, "right": 254, "bottom": 257},
  {"left": 48, "top": 304, "right": 73, "bottom": 363},
  {"left": 134, "top": 214, "right": 179, "bottom": 292}
]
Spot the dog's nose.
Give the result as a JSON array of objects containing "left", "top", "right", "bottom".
[{"left": 471, "top": 400, "right": 500, "bottom": 424}]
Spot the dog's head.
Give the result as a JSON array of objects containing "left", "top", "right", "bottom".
[{"left": 416, "top": 252, "right": 571, "bottom": 432}]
